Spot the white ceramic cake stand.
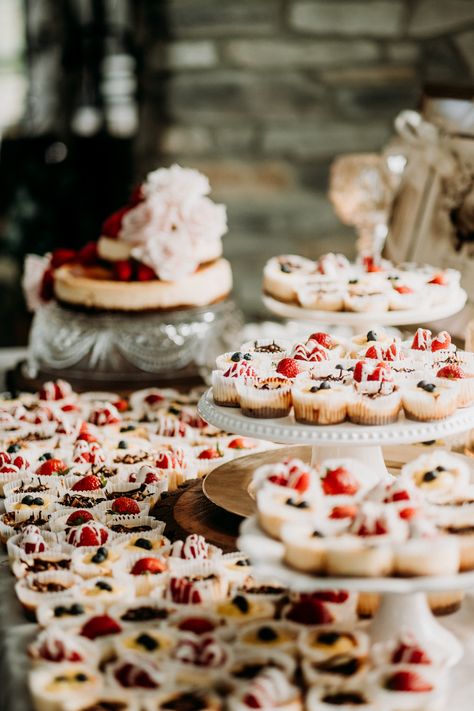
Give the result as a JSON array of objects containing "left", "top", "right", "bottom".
[
  {"left": 198, "top": 389, "right": 474, "bottom": 473},
  {"left": 239, "top": 516, "right": 474, "bottom": 666},
  {"left": 263, "top": 289, "right": 467, "bottom": 333}
]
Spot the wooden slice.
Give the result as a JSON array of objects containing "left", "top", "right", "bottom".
[{"left": 172, "top": 480, "right": 241, "bottom": 553}]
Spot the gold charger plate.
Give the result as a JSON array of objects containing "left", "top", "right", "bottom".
[{"left": 202, "top": 444, "right": 441, "bottom": 518}]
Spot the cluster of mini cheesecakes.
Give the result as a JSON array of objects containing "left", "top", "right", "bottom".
[
  {"left": 253, "top": 452, "right": 474, "bottom": 579},
  {"left": 212, "top": 327, "right": 474, "bottom": 424},
  {"left": 0, "top": 382, "right": 453, "bottom": 710},
  {"left": 263, "top": 253, "right": 463, "bottom": 313}
]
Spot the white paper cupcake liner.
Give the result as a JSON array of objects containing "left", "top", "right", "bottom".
[
  {"left": 4, "top": 491, "right": 59, "bottom": 515},
  {"left": 211, "top": 370, "right": 241, "bottom": 407},
  {"left": 16, "top": 570, "right": 81, "bottom": 614}
]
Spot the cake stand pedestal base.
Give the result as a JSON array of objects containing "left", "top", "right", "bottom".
[{"left": 371, "top": 591, "right": 463, "bottom": 666}]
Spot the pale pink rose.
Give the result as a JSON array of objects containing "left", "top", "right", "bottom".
[
  {"left": 182, "top": 196, "right": 227, "bottom": 244},
  {"left": 120, "top": 195, "right": 182, "bottom": 244},
  {"left": 142, "top": 164, "right": 210, "bottom": 203},
  {"left": 131, "top": 229, "right": 197, "bottom": 282},
  {"left": 22, "top": 254, "right": 51, "bottom": 312}
]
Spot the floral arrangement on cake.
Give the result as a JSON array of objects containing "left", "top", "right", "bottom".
[{"left": 22, "top": 164, "right": 229, "bottom": 312}]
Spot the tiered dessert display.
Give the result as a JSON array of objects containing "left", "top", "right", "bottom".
[
  {"left": 22, "top": 165, "right": 241, "bottom": 386},
  {"left": 262, "top": 253, "right": 467, "bottom": 330},
  {"left": 198, "top": 321, "right": 474, "bottom": 689}
]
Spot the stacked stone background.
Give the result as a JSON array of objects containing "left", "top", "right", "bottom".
[{"left": 136, "top": 0, "right": 474, "bottom": 317}]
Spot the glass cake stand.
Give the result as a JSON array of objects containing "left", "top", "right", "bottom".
[
  {"left": 26, "top": 300, "right": 243, "bottom": 386},
  {"left": 263, "top": 289, "right": 467, "bottom": 334}
]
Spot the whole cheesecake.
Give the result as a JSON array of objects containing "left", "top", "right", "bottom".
[
  {"left": 54, "top": 258, "right": 232, "bottom": 311},
  {"left": 23, "top": 164, "right": 233, "bottom": 313}
]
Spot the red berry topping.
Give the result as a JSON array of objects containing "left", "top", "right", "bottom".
[
  {"left": 394, "top": 284, "right": 413, "bottom": 294},
  {"left": 357, "top": 519, "right": 388, "bottom": 536},
  {"left": 13, "top": 455, "right": 29, "bottom": 469},
  {"left": 68, "top": 522, "right": 108, "bottom": 547},
  {"left": 66, "top": 510, "right": 94, "bottom": 526},
  {"left": 40, "top": 268, "right": 55, "bottom": 302},
  {"left": 436, "top": 364, "right": 463, "bottom": 379},
  {"left": 276, "top": 357, "right": 300, "bottom": 378},
  {"left": 76, "top": 423, "right": 98, "bottom": 443},
  {"left": 428, "top": 273, "right": 447, "bottom": 286},
  {"left": 113, "top": 260, "right": 133, "bottom": 282},
  {"left": 51, "top": 248, "right": 78, "bottom": 269},
  {"left": 411, "top": 328, "right": 431, "bottom": 350},
  {"left": 113, "top": 398, "right": 129, "bottom": 413},
  {"left": 322, "top": 467, "right": 359, "bottom": 496},
  {"left": 362, "top": 255, "right": 383, "bottom": 272},
  {"left": 385, "top": 670, "right": 433, "bottom": 692},
  {"left": 399, "top": 507, "right": 420, "bottom": 521},
  {"left": 367, "top": 361, "right": 392, "bottom": 382},
  {"left": 310, "top": 590, "right": 349, "bottom": 604},
  {"left": 136, "top": 263, "right": 156, "bottom": 281},
  {"left": 353, "top": 361, "right": 366, "bottom": 383},
  {"left": 130, "top": 557, "right": 167, "bottom": 575},
  {"left": 228, "top": 437, "right": 256, "bottom": 450},
  {"left": 285, "top": 598, "right": 334, "bottom": 625},
  {"left": 71, "top": 474, "right": 103, "bottom": 491},
  {"left": 178, "top": 617, "right": 216, "bottom": 635},
  {"left": 145, "top": 393, "right": 164, "bottom": 405},
  {"left": 115, "top": 662, "right": 157, "bottom": 689},
  {"left": 101, "top": 206, "right": 130, "bottom": 239},
  {"left": 431, "top": 331, "right": 451, "bottom": 352},
  {"left": 364, "top": 345, "right": 381, "bottom": 359},
  {"left": 80, "top": 615, "right": 122, "bottom": 639},
  {"left": 392, "top": 642, "right": 431, "bottom": 665},
  {"left": 0, "top": 452, "right": 11, "bottom": 466},
  {"left": 78, "top": 241, "right": 98, "bottom": 266},
  {"left": 36, "top": 458, "right": 67, "bottom": 476},
  {"left": 243, "top": 694, "right": 262, "bottom": 709},
  {"left": 308, "top": 332, "right": 334, "bottom": 349},
  {"left": 330, "top": 505, "right": 358, "bottom": 520},
  {"left": 111, "top": 497, "right": 140, "bottom": 515},
  {"left": 198, "top": 448, "right": 222, "bottom": 460}
]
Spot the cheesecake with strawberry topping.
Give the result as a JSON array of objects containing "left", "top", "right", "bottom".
[{"left": 24, "top": 165, "right": 232, "bottom": 312}]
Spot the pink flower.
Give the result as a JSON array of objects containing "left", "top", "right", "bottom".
[
  {"left": 22, "top": 254, "right": 51, "bottom": 312},
  {"left": 143, "top": 164, "right": 210, "bottom": 204},
  {"left": 183, "top": 196, "right": 227, "bottom": 245},
  {"left": 131, "top": 228, "right": 197, "bottom": 281}
]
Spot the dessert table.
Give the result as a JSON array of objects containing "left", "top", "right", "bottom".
[{"left": 2, "top": 346, "right": 474, "bottom": 711}]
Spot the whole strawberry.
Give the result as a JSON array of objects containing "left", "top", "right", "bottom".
[
  {"left": 130, "top": 557, "right": 167, "bottom": 575},
  {"left": 436, "top": 364, "right": 464, "bottom": 379},
  {"left": 36, "top": 458, "right": 67, "bottom": 476},
  {"left": 322, "top": 466, "right": 359, "bottom": 496},
  {"left": 71, "top": 474, "right": 103, "bottom": 492},
  {"left": 276, "top": 357, "right": 300, "bottom": 378},
  {"left": 111, "top": 497, "right": 140, "bottom": 515},
  {"left": 66, "top": 510, "right": 94, "bottom": 527}
]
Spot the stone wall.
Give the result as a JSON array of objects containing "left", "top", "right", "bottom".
[{"left": 135, "top": 0, "right": 474, "bottom": 317}]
